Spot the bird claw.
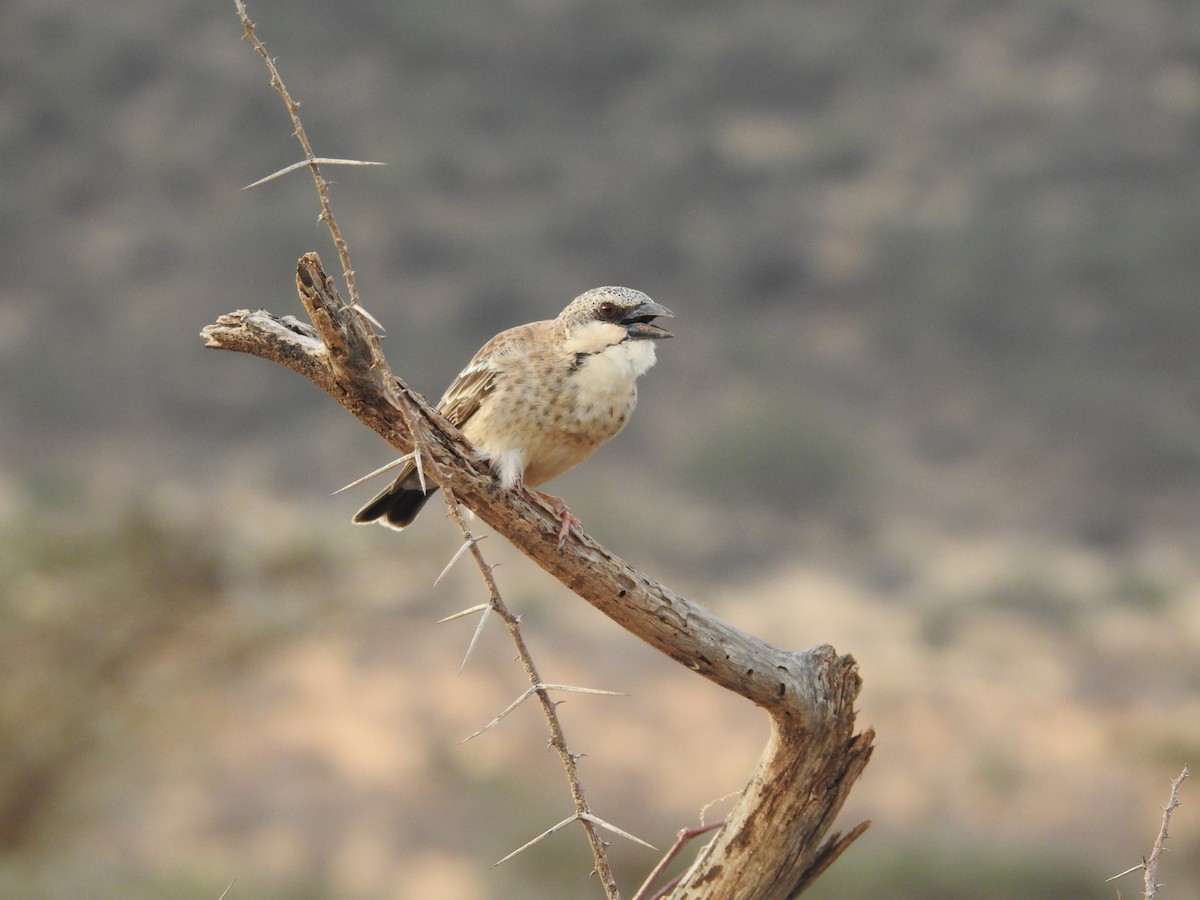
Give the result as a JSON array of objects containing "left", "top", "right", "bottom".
[
  {"left": 536, "top": 491, "right": 581, "bottom": 548},
  {"left": 556, "top": 507, "right": 582, "bottom": 548}
]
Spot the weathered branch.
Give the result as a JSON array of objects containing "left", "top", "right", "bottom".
[{"left": 201, "top": 253, "right": 873, "bottom": 897}]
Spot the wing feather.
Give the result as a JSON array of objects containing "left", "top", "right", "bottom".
[
  {"left": 437, "top": 322, "right": 544, "bottom": 426},
  {"left": 437, "top": 360, "right": 501, "bottom": 427},
  {"left": 360, "top": 321, "right": 548, "bottom": 502}
]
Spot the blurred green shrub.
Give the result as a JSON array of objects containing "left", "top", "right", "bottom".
[{"left": 0, "top": 503, "right": 227, "bottom": 850}]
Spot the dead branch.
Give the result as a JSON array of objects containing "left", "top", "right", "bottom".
[{"left": 201, "top": 253, "right": 873, "bottom": 897}]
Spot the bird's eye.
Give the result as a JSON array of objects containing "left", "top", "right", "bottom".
[{"left": 598, "top": 301, "right": 618, "bottom": 319}]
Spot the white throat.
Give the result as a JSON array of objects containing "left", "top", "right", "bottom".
[{"left": 584, "top": 339, "right": 658, "bottom": 384}]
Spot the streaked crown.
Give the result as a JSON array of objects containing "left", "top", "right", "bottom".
[{"left": 557, "top": 287, "right": 674, "bottom": 340}]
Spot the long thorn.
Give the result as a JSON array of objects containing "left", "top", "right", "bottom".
[
  {"left": 437, "top": 603, "right": 491, "bottom": 624},
  {"left": 581, "top": 812, "right": 658, "bottom": 850},
  {"left": 242, "top": 157, "right": 385, "bottom": 190},
  {"left": 350, "top": 302, "right": 385, "bottom": 332},
  {"left": 331, "top": 453, "right": 415, "bottom": 495},
  {"left": 435, "top": 536, "right": 484, "bottom": 586},
  {"left": 1106, "top": 863, "right": 1145, "bottom": 882},
  {"left": 459, "top": 605, "right": 492, "bottom": 672},
  {"left": 461, "top": 687, "right": 536, "bottom": 743},
  {"left": 413, "top": 447, "right": 427, "bottom": 495},
  {"left": 538, "top": 684, "right": 627, "bottom": 697},
  {"left": 491, "top": 815, "right": 579, "bottom": 868},
  {"left": 460, "top": 684, "right": 624, "bottom": 742}
]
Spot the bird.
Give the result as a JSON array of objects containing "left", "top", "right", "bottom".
[{"left": 353, "top": 286, "right": 673, "bottom": 543}]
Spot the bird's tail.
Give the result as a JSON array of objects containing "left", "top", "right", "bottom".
[{"left": 352, "top": 468, "right": 440, "bottom": 530}]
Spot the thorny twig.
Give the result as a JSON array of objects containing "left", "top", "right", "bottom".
[
  {"left": 233, "top": 0, "right": 368, "bottom": 314},
  {"left": 441, "top": 487, "right": 624, "bottom": 898},
  {"left": 234, "top": 0, "right": 439, "bottom": 511},
  {"left": 1146, "top": 766, "right": 1189, "bottom": 899},
  {"left": 1107, "top": 766, "right": 1190, "bottom": 898}
]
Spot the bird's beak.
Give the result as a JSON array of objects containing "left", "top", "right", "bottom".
[{"left": 622, "top": 300, "right": 674, "bottom": 340}]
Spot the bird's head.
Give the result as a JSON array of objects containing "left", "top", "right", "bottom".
[{"left": 559, "top": 287, "right": 674, "bottom": 344}]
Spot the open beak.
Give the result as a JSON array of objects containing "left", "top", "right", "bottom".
[{"left": 622, "top": 300, "right": 674, "bottom": 340}]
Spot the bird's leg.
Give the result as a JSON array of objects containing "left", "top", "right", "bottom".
[
  {"left": 532, "top": 490, "right": 582, "bottom": 548},
  {"left": 488, "top": 459, "right": 582, "bottom": 548}
]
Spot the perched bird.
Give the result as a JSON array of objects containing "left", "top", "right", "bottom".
[{"left": 353, "top": 286, "right": 673, "bottom": 541}]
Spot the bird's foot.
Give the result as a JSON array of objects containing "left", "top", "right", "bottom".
[{"left": 534, "top": 490, "right": 582, "bottom": 548}]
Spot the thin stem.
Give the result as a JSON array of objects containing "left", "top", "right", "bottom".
[
  {"left": 442, "top": 489, "right": 620, "bottom": 899},
  {"left": 233, "top": 0, "right": 362, "bottom": 312},
  {"left": 1145, "top": 765, "right": 1189, "bottom": 899},
  {"left": 630, "top": 822, "right": 723, "bottom": 900}
]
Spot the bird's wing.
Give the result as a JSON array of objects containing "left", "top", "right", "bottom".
[
  {"left": 437, "top": 359, "right": 501, "bottom": 427},
  {"left": 436, "top": 321, "right": 545, "bottom": 426},
  {"left": 372, "top": 321, "right": 548, "bottom": 492}
]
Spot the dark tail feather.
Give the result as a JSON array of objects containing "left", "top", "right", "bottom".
[{"left": 352, "top": 483, "right": 440, "bottom": 530}]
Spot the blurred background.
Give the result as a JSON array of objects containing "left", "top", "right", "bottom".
[{"left": 3, "top": 0, "right": 1200, "bottom": 897}]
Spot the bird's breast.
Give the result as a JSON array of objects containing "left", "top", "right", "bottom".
[
  {"left": 463, "top": 339, "right": 658, "bottom": 488},
  {"left": 568, "top": 339, "right": 657, "bottom": 416}
]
